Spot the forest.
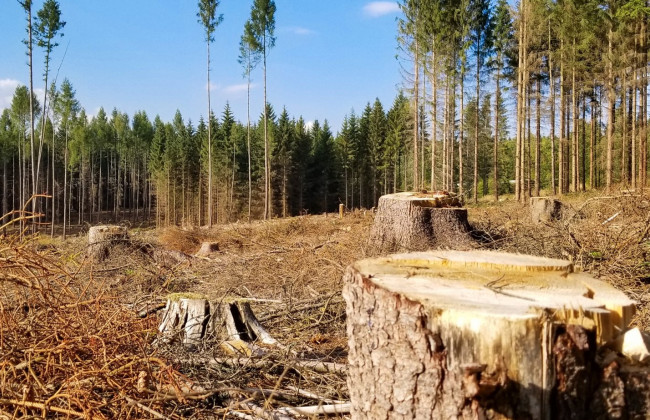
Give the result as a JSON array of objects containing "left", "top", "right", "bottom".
[{"left": 2, "top": 0, "right": 649, "bottom": 232}]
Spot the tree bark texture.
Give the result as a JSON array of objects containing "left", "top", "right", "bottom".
[
  {"left": 343, "top": 250, "right": 642, "bottom": 420},
  {"left": 87, "top": 225, "right": 129, "bottom": 262},
  {"left": 366, "top": 192, "right": 471, "bottom": 256}
]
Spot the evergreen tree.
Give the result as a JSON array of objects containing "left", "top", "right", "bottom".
[
  {"left": 249, "top": 0, "right": 276, "bottom": 219},
  {"left": 197, "top": 0, "right": 223, "bottom": 226}
]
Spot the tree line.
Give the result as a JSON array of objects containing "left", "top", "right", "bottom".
[
  {"left": 398, "top": 0, "right": 650, "bottom": 202},
  {"left": 4, "top": 0, "right": 649, "bottom": 234}
]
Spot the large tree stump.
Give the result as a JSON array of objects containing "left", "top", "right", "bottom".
[
  {"left": 343, "top": 250, "right": 644, "bottom": 419},
  {"left": 367, "top": 192, "right": 471, "bottom": 256},
  {"left": 87, "top": 225, "right": 129, "bottom": 262},
  {"left": 530, "top": 197, "right": 563, "bottom": 223},
  {"left": 158, "top": 294, "right": 277, "bottom": 351}
]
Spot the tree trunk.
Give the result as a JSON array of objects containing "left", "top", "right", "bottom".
[
  {"left": 366, "top": 192, "right": 471, "bottom": 256},
  {"left": 494, "top": 66, "right": 500, "bottom": 201},
  {"left": 343, "top": 250, "right": 643, "bottom": 420},
  {"left": 549, "top": 21, "right": 557, "bottom": 195}
]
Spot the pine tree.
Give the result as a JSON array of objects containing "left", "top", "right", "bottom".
[
  {"left": 197, "top": 0, "right": 223, "bottom": 227},
  {"left": 249, "top": 0, "right": 276, "bottom": 219}
]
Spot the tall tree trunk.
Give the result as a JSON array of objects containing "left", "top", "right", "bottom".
[
  {"left": 622, "top": 73, "right": 628, "bottom": 185},
  {"left": 413, "top": 38, "right": 420, "bottom": 191},
  {"left": 494, "top": 64, "right": 501, "bottom": 201},
  {"left": 590, "top": 88, "right": 596, "bottom": 190},
  {"left": 459, "top": 69, "right": 464, "bottom": 198},
  {"left": 606, "top": 26, "right": 615, "bottom": 193},
  {"left": 582, "top": 94, "right": 586, "bottom": 191},
  {"left": 443, "top": 73, "right": 449, "bottom": 191},
  {"left": 558, "top": 41, "right": 567, "bottom": 194},
  {"left": 431, "top": 48, "right": 437, "bottom": 191},
  {"left": 515, "top": 4, "right": 524, "bottom": 202},
  {"left": 549, "top": 22, "right": 557, "bottom": 195},
  {"left": 474, "top": 41, "right": 480, "bottom": 203},
  {"left": 641, "top": 11, "right": 648, "bottom": 188},
  {"left": 535, "top": 77, "right": 541, "bottom": 197},
  {"left": 633, "top": 69, "right": 638, "bottom": 189},
  {"left": 207, "top": 38, "right": 213, "bottom": 227}
]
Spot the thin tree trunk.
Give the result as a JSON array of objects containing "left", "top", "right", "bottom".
[
  {"left": 413, "top": 38, "right": 420, "bottom": 191},
  {"left": 606, "top": 26, "right": 615, "bottom": 193},
  {"left": 474, "top": 39, "right": 480, "bottom": 203},
  {"left": 431, "top": 49, "right": 437, "bottom": 191},
  {"left": 591, "top": 86, "right": 596, "bottom": 190},
  {"left": 560, "top": 43, "right": 565, "bottom": 194},
  {"left": 535, "top": 77, "right": 541, "bottom": 197},
  {"left": 459, "top": 69, "right": 464, "bottom": 198},
  {"left": 494, "top": 65, "right": 501, "bottom": 201},
  {"left": 549, "top": 21, "right": 557, "bottom": 195}
]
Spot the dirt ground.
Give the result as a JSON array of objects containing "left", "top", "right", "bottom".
[{"left": 0, "top": 190, "right": 648, "bottom": 418}]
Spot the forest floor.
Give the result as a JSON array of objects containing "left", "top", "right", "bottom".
[{"left": 0, "top": 188, "right": 649, "bottom": 418}]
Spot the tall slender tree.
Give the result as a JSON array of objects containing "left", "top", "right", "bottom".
[
  {"left": 249, "top": 0, "right": 276, "bottom": 220},
  {"left": 238, "top": 20, "right": 260, "bottom": 222},
  {"left": 197, "top": 0, "right": 223, "bottom": 227}
]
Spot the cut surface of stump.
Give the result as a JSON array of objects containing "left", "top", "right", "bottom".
[
  {"left": 530, "top": 196, "right": 563, "bottom": 223},
  {"left": 158, "top": 294, "right": 276, "bottom": 351},
  {"left": 367, "top": 191, "right": 471, "bottom": 256},
  {"left": 87, "top": 225, "right": 129, "bottom": 262},
  {"left": 343, "top": 250, "right": 639, "bottom": 419}
]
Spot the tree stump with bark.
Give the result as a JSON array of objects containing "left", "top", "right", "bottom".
[
  {"left": 530, "top": 197, "right": 563, "bottom": 223},
  {"left": 87, "top": 225, "right": 129, "bottom": 262},
  {"left": 367, "top": 192, "right": 472, "bottom": 256},
  {"left": 342, "top": 250, "right": 648, "bottom": 419},
  {"left": 158, "top": 294, "right": 277, "bottom": 351}
]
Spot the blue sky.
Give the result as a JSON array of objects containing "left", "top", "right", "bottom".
[{"left": 0, "top": 1, "right": 404, "bottom": 134}]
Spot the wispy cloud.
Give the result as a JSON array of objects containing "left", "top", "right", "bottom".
[
  {"left": 223, "top": 83, "right": 254, "bottom": 94},
  {"left": 0, "top": 78, "right": 21, "bottom": 110},
  {"left": 363, "top": 1, "right": 400, "bottom": 17},
  {"left": 206, "top": 82, "right": 220, "bottom": 92},
  {"left": 288, "top": 26, "right": 315, "bottom": 36},
  {"left": 305, "top": 120, "right": 314, "bottom": 131}
]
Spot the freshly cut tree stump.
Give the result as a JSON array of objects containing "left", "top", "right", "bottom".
[
  {"left": 343, "top": 250, "right": 641, "bottom": 419},
  {"left": 367, "top": 192, "right": 471, "bottom": 256},
  {"left": 87, "top": 225, "right": 128, "bottom": 262},
  {"left": 530, "top": 196, "right": 563, "bottom": 223},
  {"left": 158, "top": 294, "right": 277, "bottom": 350}
]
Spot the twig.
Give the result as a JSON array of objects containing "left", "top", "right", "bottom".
[
  {"left": 284, "top": 385, "right": 346, "bottom": 404},
  {"left": 276, "top": 402, "right": 352, "bottom": 416},
  {"left": 124, "top": 395, "right": 172, "bottom": 420},
  {"left": 183, "top": 356, "right": 348, "bottom": 375}
]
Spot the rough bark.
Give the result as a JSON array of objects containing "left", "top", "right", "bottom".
[
  {"left": 366, "top": 192, "right": 472, "bottom": 256},
  {"left": 87, "top": 225, "right": 129, "bottom": 262},
  {"left": 530, "top": 197, "right": 563, "bottom": 223},
  {"left": 343, "top": 250, "right": 640, "bottom": 420}
]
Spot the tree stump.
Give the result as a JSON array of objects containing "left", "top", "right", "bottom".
[
  {"left": 158, "top": 294, "right": 277, "bottom": 351},
  {"left": 367, "top": 192, "right": 471, "bottom": 256},
  {"left": 195, "top": 241, "right": 220, "bottom": 258},
  {"left": 87, "top": 225, "right": 129, "bottom": 262},
  {"left": 343, "top": 250, "right": 643, "bottom": 419},
  {"left": 530, "top": 197, "right": 563, "bottom": 223}
]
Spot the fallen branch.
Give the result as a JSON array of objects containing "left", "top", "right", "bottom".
[
  {"left": 276, "top": 402, "right": 351, "bottom": 416},
  {"left": 182, "top": 356, "right": 348, "bottom": 375}
]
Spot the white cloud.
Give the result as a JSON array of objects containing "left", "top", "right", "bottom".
[
  {"left": 0, "top": 78, "right": 21, "bottom": 110},
  {"left": 363, "top": 1, "right": 400, "bottom": 17},
  {"left": 305, "top": 120, "right": 314, "bottom": 131},
  {"left": 289, "top": 26, "right": 315, "bottom": 36},
  {"left": 223, "top": 83, "right": 254, "bottom": 94}
]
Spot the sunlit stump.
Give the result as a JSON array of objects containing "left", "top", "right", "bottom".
[
  {"left": 158, "top": 294, "right": 277, "bottom": 352},
  {"left": 530, "top": 197, "right": 563, "bottom": 223},
  {"left": 367, "top": 192, "right": 472, "bottom": 256},
  {"left": 342, "top": 250, "right": 645, "bottom": 419}
]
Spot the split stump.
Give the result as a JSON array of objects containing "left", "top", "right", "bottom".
[
  {"left": 87, "top": 225, "right": 129, "bottom": 262},
  {"left": 343, "top": 250, "right": 647, "bottom": 419}
]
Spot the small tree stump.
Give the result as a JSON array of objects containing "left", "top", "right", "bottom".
[
  {"left": 343, "top": 250, "right": 640, "bottom": 419},
  {"left": 158, "top": 294, "right": 277, "bottom": 350},
  {"left": 367, "top": 192, "right": 471, "bottom": 255},
  {"left": 530, "top": 196, "right": 563, "bottom": 223},
  {"left": 195, "top": 241, "right": 220, "bottom": 257},
  {"left": 87, "top": 225, "right": 128, "bottom": 262}
]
